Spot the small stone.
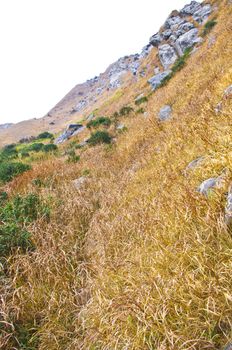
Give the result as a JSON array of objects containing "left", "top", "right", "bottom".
[
  {"left": 225, "top": 186, "right": 232, "bottom": 227},
  {"left": 224, "top": 85, "right": 232, "bottom": 98},
  {"left": 149, "top": 33, "right": 163, "bottom": 47},
  {"left": 116, "top": 123, "right": 125, "bottom": 130},
  {"left": 215, "top": 101, "right": 223, "bottom": 114},
  {"left": 158, "top": 105, "right": 172, "bottom": 121},
  {"left": 72, "top": 176, "right": 87, "bottom": 190},
  {"left": 185, "top": 156, "right": 204, "bottom": 172},
  {"left": 198, "top": 176, "right": 224, "bottom": 195}
]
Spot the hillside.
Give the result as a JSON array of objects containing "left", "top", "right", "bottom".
[{"left": 0, "top": 0, "right": 232, "bottom": 349}]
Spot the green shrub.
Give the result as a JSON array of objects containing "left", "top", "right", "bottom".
[
  {"left": 136, "top": 108, "right": 145, "bottom": 114},
  {"left": 88, "top": 131, "right": 112, "bottom": 146},
  {"left": 0, "top": 193, "right": 50, "bottom": 256},
  {"left": 0, "top": 144, "right": 18, "bottom": 161},
  {"left": 27, "top": 143, "right": 44, "bottom": 152},
  {"left": 37, "top": 131, "right": 53, "bottom": 139},
  {"left": 0, "top": 162, "right": 31, "bottom": 183},
  {"left": 119, "top": 106, "right": 134, "bottom": 116},
  {"left": 20, "top": 151, "right": 30, "bottom": 158},
  {"left": 202, "top": 19, "right": 217, "bottom": 36},
  {"left": 42, "top": 144, "right": 58, "bottom": 153},
  {"left": 135, "top": 96, "right": 148, "bottom": 106},
  {"left": 14, "top": 322, "right": 39, "bottom": 350},
  {"left": 87, "top": 116, "right": 111, "bottom": 129}
]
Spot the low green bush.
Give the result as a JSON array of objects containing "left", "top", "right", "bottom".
[
  {"left": 119, "top": 106, "right": 134, "bottom": 116},
  {"left": 202, "top": 19, "right": 217, "bottom": 36},
  {"left": 66, "top": 150, "right": 80, "bottom": 163},
  {"left": 0, "top": 144, "right": 18, "bottom": 161},
  {"left": 87, "top": 116, "right": 111, "bottom": 129},
  {"left": 136, "top": 108, "right": 145, "bottom": 114},
  {"left": 27, "top": 143, "right": 44, "bottom": 152},
  {"left": 37, "top": 131, "right": 53, "bottom": 139},
  {"left": 88, "top": 131, "right": 112, "bottom": 146},
  {"left": 42, "top": 144, "right": 58, "bottom": 153},
  {"left": 135, "top": 96, "right": 148, "bottom": 106},
  {"left": 0, "top": 162, "right": 31, "bottom": 183}
]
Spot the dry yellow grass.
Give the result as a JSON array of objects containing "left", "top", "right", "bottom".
[{"left": 0, "top": 0, "right": 232, "bottom": 349}]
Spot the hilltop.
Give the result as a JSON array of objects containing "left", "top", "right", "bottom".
[{"left": 0, "top": 1, "right": 232, "bottom": 349}]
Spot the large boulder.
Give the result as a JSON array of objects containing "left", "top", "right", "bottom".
[
  {"left": 180, "top": 1, "right": 201, "bottom": 16},
  {"left": 148, "top": 70, "right": 172, "bottom": 91},
  {"left": 193, "top": 4, "right": 212, "bottom": 24},
  {"left": 158, "top": 105, "right": 172, "bottom": 121},
  {"left": 150, "top": 33, "right": 163, "bottom": 47},
  {"left": 158, "top": 44, "right": 178, "bottom": 69},
  {"left": 55, "top": 124, "right": 84, "bottom": 144},
  {"left": 175, "top": 28, "right": 202, "bottom": 56}
]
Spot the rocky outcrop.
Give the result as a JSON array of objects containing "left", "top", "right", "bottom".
[
  {"left": 148, "top": 70, "right": 171, "bottom": 91},
  {"left": 55, "top": 124, "right": 84, "bottom": 144},
  {"left": 180, "top": 1, "right": 201, "bottom": 16},
  {"left": 175, "top": 28, "right": 202, "bottom": 56},
  {"left": 158, "top": 105, "right": 172, "bottom": 121},
  {"left": 0, "top": 123, "right": 13, "bottom": 130},
  {"left": 193, "top": 4, "right": 212, "bottom": 24},
  {"left": 158, "top": 44, "right": 178, "bottom": 69}
]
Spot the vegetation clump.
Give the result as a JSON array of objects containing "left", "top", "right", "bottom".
[
  {"left": 87, "top": 116, "right": 111, "bottom": 129},
  {"left": 202, "top": 19, "right": 217, "bottom": 36},
  {"left": 0, "top": 193, "right": 50, "bottom": 257},
  {"left": 88, "top": 130, "right": 112, "bottom": 146},
  {"left": 0, "top": 162, "right": 31, "bottom": 183},
  {"left": 119, "top": 106, "right": 134, "bottom": 116},
  {"left": 42, "top": 143, "right": 58, "bottom": 153},
  {"left": 36, "top": 131, "right": 53, "bottom": 139},
  {"left": 135, "top": 96, "right": 148, "bottom": 106}
]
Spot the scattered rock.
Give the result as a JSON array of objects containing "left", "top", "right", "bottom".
[
  {"left": 148, "top": 70, "right": 172, "bottom": 91},
  {"left": 159, "top": 44, "right": 178, "bottom": 69},
  {"left": 72, "top": 176, "right": 87, "bottom": 190},
  {"left": 150, "top": 33, "right": 163, "bottom": 47},
  {"left": 49, "top": 121, "right": 55, "bottom": 125},
  {"left": 154, "top": 67, "right": 160, "bottom": 74},
  {"left": 198, "top": 176, "right": 224, "bottom": 195},
  {"left": 175, "top": 28, "right": 202, "bottom": 56},
  {"left": 19, "top": 136, "right": 36, "bottom": 144},
  {"left": 215, "top": 101, "right": 223, "bottom": 114},
  {"left": 225, "top": 186, "right": 232, "bottom": 226},
  {"left": 162, "top": 29, "right": 172, "bottom": 40},
  {"left": 185, "top": 156, "right": 204, "bottom": 172},
  {"left": 224, "top": 85, "right": 232, "bottom": 98},
  {"left": 116, "top": 123, "right": 125, "bottom": 130},
  {"left": 158, "top": 105, "right": 172, "bottom": 121},
  {"left": 193, "top": 4, "right": 212, "bottom": 24}
]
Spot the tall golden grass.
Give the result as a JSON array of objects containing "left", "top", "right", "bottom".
[{"left": 1, "top": 0, "right": 232, "bottom": 349}]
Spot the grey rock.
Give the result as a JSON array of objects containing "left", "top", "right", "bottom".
[
  {"left": 55, "top": 124, "right": 84, "bottom": 144},
  {"left": 180, "top": 1, "right": 201, "bottom": 16},
  {"left": 162, "top": 29, "right": 172, "bottom": 40},
  {"left": 215, "top": 101, "right": 223, "bottom": 114},
  {"left": 148, "top": 70, "right": 172, "bottom": 91},
  {"left": 158, "top": 105, "right": 172, "bottom": 121},
  {"left": 165, "top": 16, "right": 183, "bottom": 30},
  {"left": 74, "top": 99, "right": 88, "bottom": 112},
  {"left": 193, "top": 4, "right": 212, "bottom": 24},
  {"left": 158, "top": 44, "right": 178, "bottom": 69},
  {"left": 140, "top": 44, "right": 153, "bottom": 58},
  {"left": 154, "top": 66, "right": 160, "bottom": 74},
  {"left": 198, "top": 176, "right": 223, "bottom": 195},
  {"left": 175, "top": 28, "right": 202, "bottom": 56},
  {"left": 224, "top": 85, "right": 232, "bottom": 98},
  {"left": 178, "top": 21, "right": 195, "bottom": 34},
  {"left": 116, "top": 123, "right": 125, "bottom": 130},
  {"left": 225, "top": 186, "right": 232, "bottom": 226},
  {"left": 72, "top": 176, "right": 87, "bottom": 190},
  {"left": 150, "top": 33, "right": 163, "bottom": 47},
  {"left": 185, "top": 156, "right": 204, "bottom": 171},
  {"left": 0, "top": 123, "right": 13, "bottom": 130},
  {"left": 224, "top": 343, "right": 232, "bottom": 350}
]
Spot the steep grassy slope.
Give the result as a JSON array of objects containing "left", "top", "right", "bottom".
[{"left": 0, "top": 0, "right": 232, "bottom": 349}]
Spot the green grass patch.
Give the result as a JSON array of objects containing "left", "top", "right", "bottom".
[
  {"left": 0, "top": 162, "right": 31, "bottom": 183},
  {"left": 119, "top": 106, "right": 134, "bottom": 116}
]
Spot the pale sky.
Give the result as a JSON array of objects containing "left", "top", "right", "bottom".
[{"left": 0, "top": 0, "right": 194, "bottom": 124}]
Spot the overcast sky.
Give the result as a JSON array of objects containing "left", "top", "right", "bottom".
[{"left": 0, "top": 0, "right": 193, "bottom": 124}]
